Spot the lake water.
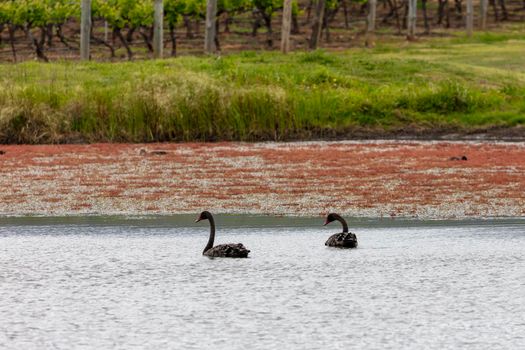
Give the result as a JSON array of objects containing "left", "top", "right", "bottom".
[{"left": 1, "top": 216, "right": 524, "bottom": 349}]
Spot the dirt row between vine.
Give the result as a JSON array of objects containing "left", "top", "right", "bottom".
[{"left": 1, "top": 141, "right": 524, "bottom": 218}]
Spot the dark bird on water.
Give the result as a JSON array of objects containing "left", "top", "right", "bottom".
[
  {"left": 449, "top": 155, "right": 468, "bottom": 161},
  {"left": 324, "top": 213, "right": 358, "bottom": 248},
  {"left": 195, "top": 211, "right": 250, "bottom": 258},
  {"left": 139, "top": 149, "right": 168, "bottom": 156}
]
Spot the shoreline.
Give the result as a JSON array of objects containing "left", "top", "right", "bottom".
[
  {"left": 1, "top": 140, "right": 524, "bottom": 219},
  {"left": 1, "top": 215, "right": 525, "bottom": 230},
  {"left": 2, "top": 127, "right": 525, "bottom": 145}
]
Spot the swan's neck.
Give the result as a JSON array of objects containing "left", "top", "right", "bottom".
[
  {"left": 203, "top": 215, "right": 215, "bottom": 253},
  {"left": 336, "top": 215, "right": 349, "bottom": 233}
]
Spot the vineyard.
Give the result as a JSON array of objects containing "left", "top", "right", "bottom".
[{"left": 0, "top": 0, "right": 524, "bottom": 62}]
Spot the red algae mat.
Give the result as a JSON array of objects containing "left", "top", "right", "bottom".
[{"left": 1, "top": 141, "right": 524, "bottom": 218}]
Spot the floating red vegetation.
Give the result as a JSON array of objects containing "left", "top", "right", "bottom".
[{"left": 1, "top": 141, "right": 524, "bottom": 218}]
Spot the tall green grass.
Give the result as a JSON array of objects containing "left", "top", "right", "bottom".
[{"left": 1, "top": 40, "right": 524, "bottom": 143}]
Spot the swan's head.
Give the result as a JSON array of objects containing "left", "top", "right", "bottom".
[
  {"left": 195, "top": 211, "right": 212, "bottom": 222},
  {"left": 324, "top": 213, "right": 339, "bottom": 226}
]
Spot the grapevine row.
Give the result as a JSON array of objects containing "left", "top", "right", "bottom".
[{"left": 0, "top": 0, "right": 523, "bottom": 61}]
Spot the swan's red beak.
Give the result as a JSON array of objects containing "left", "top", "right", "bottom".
[
  {"left": 195, "top": 216, "right": 202, "bottom": 223},
  {"left": 323, "top": 219, "right": 329, "bottom": 226}
]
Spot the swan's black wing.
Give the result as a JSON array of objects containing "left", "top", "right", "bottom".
[
  {"left": 204, "top": 243, "right": 250, "bottom": 258},
  {"left": 325, "top": 232, "right": 358, "bottom": 248}
]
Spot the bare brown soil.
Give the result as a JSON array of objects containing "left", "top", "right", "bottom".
[{"left": 1, "top": 141, "right": 524, "bottom": 218}]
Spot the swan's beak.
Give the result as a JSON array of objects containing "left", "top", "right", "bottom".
[
  {"left": 323, "top": 220, "right": 329, "bottom": 226},
  {"left": 195, "top": 217, "right": 202, "bottom": 223}
]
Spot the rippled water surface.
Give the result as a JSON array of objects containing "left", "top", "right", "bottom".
[{"left": 1, "top": 216, "right": 524, "bottom": 349}]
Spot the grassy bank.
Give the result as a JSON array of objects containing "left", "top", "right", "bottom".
[{"left": 1, "top": 33, "right": 525, "bottom": 143}]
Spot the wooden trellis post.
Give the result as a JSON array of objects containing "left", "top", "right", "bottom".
[
  {"left": 153, "top": 0, "right": 164, "bottom": 58},
  {"left": 480, "top": 0, "right": 488, "bottom": 30},
  {"left": 466, "top": 0, "right": 473, "bottom": 37},
  {"left": 204, "top": 0, "right": 218, "bottom": 53},
  {"left": 281, "top": 0, "right": 293, "bottom": 53},
  {"left": 365, "top": 0, "right": 377, "bottom": 47},
  {"left": 80, "top": 0, "right": 91, "bottom": 60},
  {"left": 407, "top": 0, "right": 417, "bottom": 40}
]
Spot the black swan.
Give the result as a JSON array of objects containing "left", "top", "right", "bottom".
[
  {"left": 195, "top": 211, "right": 250, "bottom": 258},
  {"left": 449, "top": 155, "right": 468, "bottom": 161},
  {"left": 324, "top": 213, "right": 358, "bottom": 248},
  {"left": 139, "top": 149, "right": 168, "bottom": 156}
]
